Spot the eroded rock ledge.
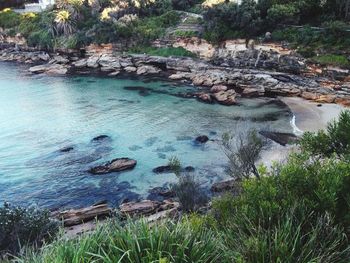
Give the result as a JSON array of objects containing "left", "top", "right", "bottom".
[{"left": 0, "top": 43, "right": 349, "bottom": 106}]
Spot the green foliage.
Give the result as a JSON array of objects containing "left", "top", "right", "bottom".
[
  {"left": 222, "top": 129, "right": 266, "bottom": 180},
  {"left": 203, "top": 0, "right": 262, "bottom": 42},
  {"left": 27, "top": 30, "right": 54, "bottom": 50},
  {"left": 266, "top": 4, "right": 300, "bottom": 25},
  {"left": 222, "top": 211, "right": 350, "bottom": 262},
  {"left": 0, "top": 203, "right": 58, "bottom": 256},
  {"left": 0, "top": 8, "right": 20, "bottom": 28},
  {"left": 171, "top": 174, "right": 209, "bottom": 212},
  {"left": 129, "top": 46, "right": 196, "bottom": 57},
  {"left": 300, "top": 110, "right": 350, "bottom": 157},
  {"left": 210, "top": 144, "right": 350, "bottom": 261},
  {"left": 174, "top": 30, "right": 198, "bottom": 38},
  {"left": 19, "top": 219, "right": 223, "bottom": 263},
  {"left": 312, "top": 54, "right": 350, "bottom": 67}
]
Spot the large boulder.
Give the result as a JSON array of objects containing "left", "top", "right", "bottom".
[
  {"left": 89, "top": 158, "right": 137, "bottom": 174},
  {"left": 259, "top": 131, "right": 298, "bottom": 146},
  {"left": 213, "top": 90, "right": 237, "bottom": 105},
  {"left": 52, "top": 203, "right": 112, "bottom": 227},
  {"left": 29, "top": 63, "right": 68, "bottom": 75},
  {"left": 136, "top": 65, "right": 161, "bottom": 75},
  {"left": 196, "top": 93, "right": 213, "bottom": 103},
  {"left": 98, "top": 54, "right": 121, "bottom": 69}
]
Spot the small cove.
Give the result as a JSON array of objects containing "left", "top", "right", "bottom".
[{"left": 0, "top": 62, "right": 294, "bottom": 209}]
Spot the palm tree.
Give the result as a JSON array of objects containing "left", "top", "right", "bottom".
[{"left": 55, "top": 10, "right": 75, "bottom": 35}]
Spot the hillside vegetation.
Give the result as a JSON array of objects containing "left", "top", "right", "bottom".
[{"left": 0, "top": 0, "right": 349, "bottom": 58}]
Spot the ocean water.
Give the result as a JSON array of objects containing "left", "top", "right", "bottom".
[{"left": 0, "top": 62, "right": 293, "bottom": 209}]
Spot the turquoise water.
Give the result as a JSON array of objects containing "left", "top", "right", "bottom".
[{"left": 0, "top": 62, "right": 293, "bottom": 209}]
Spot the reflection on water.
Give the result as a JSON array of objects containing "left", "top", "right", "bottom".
[{"left": 0, "top": 62, "right": 293, "bottom": 209}]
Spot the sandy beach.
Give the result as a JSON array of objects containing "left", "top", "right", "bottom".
[{"left": 281, "top": 97, "right": 345, "bottom": 133}]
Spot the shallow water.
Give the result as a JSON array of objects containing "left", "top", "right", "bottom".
[{"left": 0, "top": 62, "right": 293, "bottom": 209}]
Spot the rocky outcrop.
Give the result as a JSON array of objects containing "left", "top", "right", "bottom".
[
  {"left": 52, "top": 203, "right": 112, "bottom": 227},
  {"left": 119, "top": 199, "right": 179, "bottom": 218},
  {"left": 259, "top": 131, "right": 298, "bottom": 146},
  {"left": 29, "top": 63, "right": 69, "bottom": 75},
  {"left": 89, "top": 158, "right": 137, "bottom": 174},
  {"left": 211, "top": 179, "right": 241, "bottom": 195},
  {"left": 212, "top": 90, "right": 237, "bottom": 105}
]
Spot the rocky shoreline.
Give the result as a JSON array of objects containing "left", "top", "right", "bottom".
[{"left": 1, "top": 42, "right": 350, "bottom": 107}]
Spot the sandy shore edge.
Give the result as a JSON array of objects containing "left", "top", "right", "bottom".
[{"left": 281, "top": 97, "right": 345, "bottom": 133}]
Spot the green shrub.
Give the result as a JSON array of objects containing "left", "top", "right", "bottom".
[
  {"left": 174, "top": 30, "right": 198, "bottom": 38},
  {"left": 27, "top": 30, "right": 54, "bottom": 50},
  {"left": 300, "top": 110, "right": 350, "bottom": 157},
  {"left": 311, "top": 54, "right": 350, "bottom": 67},
  {"left": 0, "top": 8, "right": 20, "bottom": 28},
  {"left": 19, "top": 219, "right": 223, "bottom": 263},
  {"left": 267, "top": 4, "right": 300, "bottom": 25},
  {"left": 0, "top": 203, "right": 58, "bottom": 256},
  {"left": 222, "top": 211, "right": 350, "bottom": 262},
  {"left": 129, "top": 46, "right": 196, "bottom": 57},
  {"left": 171, "top": 174, "right": 209, "bottom": 212}
]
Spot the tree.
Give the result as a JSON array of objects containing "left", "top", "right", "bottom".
[{"left": 222, "top": 129, "right": 266, "bottom": 180}]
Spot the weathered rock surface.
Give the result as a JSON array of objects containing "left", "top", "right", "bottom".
[
  {"left": 259, "top": 131, "right": 298, "bottom": 146},
  {"left": 119, "top": 199, "right": 179, "bottom": 218},
  {"left": 212, "top": 90, "right": 237, "bottom": 105},
  {"left": 136, "top": 65, "right": 161, "bottom": 75},
  {"left": 53, "top": 203, "right": 112, "bottom": 227},
  {"left": 211, "top": 179, "right": 241, "bottom": 194},
  {"left": 29, "top": 63, "right": 68, "bottom": 75},
  {"left": 89, "top": 158, "right": 137, "bottom": 174}
]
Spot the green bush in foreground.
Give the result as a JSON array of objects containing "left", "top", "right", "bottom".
[
  {"left": 19, "top": 219, "right": 223, "bottom": 263},
  {"left": 311, "top": 54, "right": 350, "bottom": 68},
  {"left": 300, "top": 110, "right": 350, "bottom": 157},
  {"left": 0, "top": 203, "right": 58, "bottom": 257}
]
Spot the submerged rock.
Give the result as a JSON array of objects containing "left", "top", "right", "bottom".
[
  {"left": 195, "top": 135, "right": 209, "bottom": 144},
  {"left": 89, "top": 158, "right": 137, "bottom": 174},
  {"left": 153, "top": 165, "right": 195, "bottom": 174},
  {"left": 259, "top": 131, "right": 298, "bottom": 146},
  {"left": 149, "top": 187, "right": 175, "bottom": 198},
  {"left": 59, "top": 146, "right": 74, "bottom": 153},
  {"left": 91, "top": 135, "right": 110, "bottom": 142}
]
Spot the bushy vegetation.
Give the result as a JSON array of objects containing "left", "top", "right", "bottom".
[
  {"left": 1, "top": 0, "right": 349, "bottom": 58},
  {"left": 0, "top": 202, "right": 58, "bottom": 257},
  {"left": 129, "top": 46, "right": 196, "bottom": 57}
]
